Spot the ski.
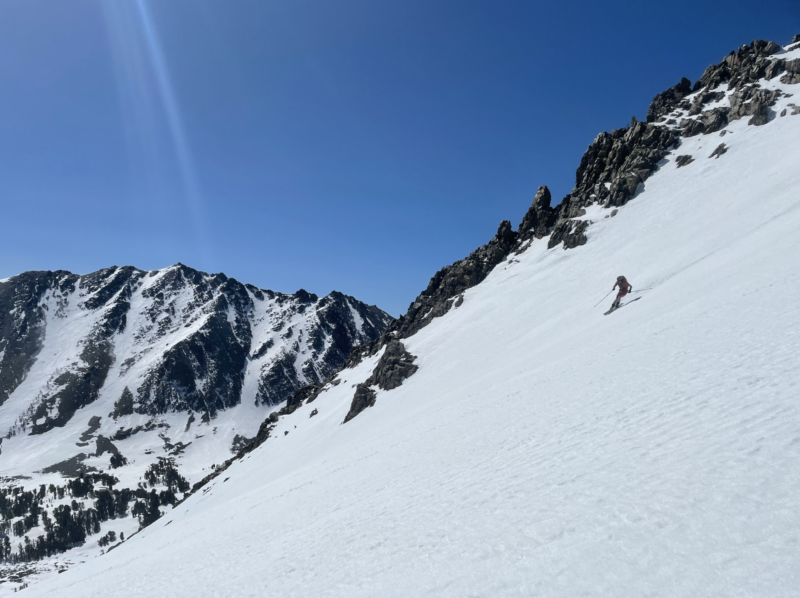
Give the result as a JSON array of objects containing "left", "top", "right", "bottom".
[{"left": 604, "top": 296, "right": 641, "bottom": 315}]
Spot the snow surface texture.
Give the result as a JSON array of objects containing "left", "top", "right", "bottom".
[{"left": 14, "top": 45, "right": 800, "bottom": 598}]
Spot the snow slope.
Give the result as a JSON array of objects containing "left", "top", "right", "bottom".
[{"left": 18, "top": 50, "right": 800, "bottom": 597}]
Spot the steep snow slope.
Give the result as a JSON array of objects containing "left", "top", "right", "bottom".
[{"left": 20, "top": 51, "right": 800, "bottom": 597}]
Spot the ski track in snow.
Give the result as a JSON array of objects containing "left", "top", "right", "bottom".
[{"left": 12, "top": 60, "right": 800, "bottom": 598}]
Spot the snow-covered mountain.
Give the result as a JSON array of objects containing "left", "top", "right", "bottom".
[
  {"left": 0, "top": 263, "right": 389, "bottom": 479},
  {"left": 4, "top": 35, "right": 800, "bottom": 596}
]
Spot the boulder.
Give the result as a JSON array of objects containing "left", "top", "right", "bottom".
[
  {"left": 699, "top": 107, "right": 730, "bottom": 134},
  {"left": 748, "top": 103, "right": 772, "bottom": 126},
  {"left": 765, "top": 59, "right": 785, "bottom": 80},
  {"left": 709, "top": 143, "right": 728, "bottom": 159},
  {"left": 682, "top": 120, "right": 706, "bottom": 137},
  {"left": 343, "top": 384, "right": 377, "bottom": 423},
  {"left": 751, "top": 39, "right": 782, "bottom": 57},
  {"left": 729, "top": 86, "right": 780, "bottom": 122},
  {"left": 365, "top": 340, "right": 419, "bottom": 391},
  {"left": 780, "top": 59, "right": 800, "bottom": 85},
  {"left": 699, "top": 62, "right": 730, "bottom": 90}
]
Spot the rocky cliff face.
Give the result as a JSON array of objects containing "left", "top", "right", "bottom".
[{"left": 0, "top": 264, "right": 391, "bottom": 440}]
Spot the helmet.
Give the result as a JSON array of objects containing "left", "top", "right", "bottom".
[{"left": 617, "top": 276, "right": 624, "bottom": 281}]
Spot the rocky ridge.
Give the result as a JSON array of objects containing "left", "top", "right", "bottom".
[
  {"left": 395, "top": 35, "right": 800, "bottom": 346},
  {"left": 296, "top": 35, "right": 800, "bottom": 423}
]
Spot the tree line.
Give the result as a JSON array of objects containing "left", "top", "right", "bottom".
[{"left": 0, "top": 459, "right": 188, "bottom": 563}]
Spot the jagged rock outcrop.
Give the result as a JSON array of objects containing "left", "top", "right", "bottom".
[
  {"left": 680, "top": 118, "right": 705, "bottom": 137},
  {"left": 647, "top": 77, "right": 693, "bottom": 123},
  {"left": 343, "top": 384, "right": 377, "bottom": 424},
  {"left": 381, "top": 221, "right": 518, "bottom": 340},
  {"left": 698, "top": 40, "right": 783, "bottom": 91},
  {"left": 558, "top": 122, "right": 678, "bottom": 219},
  {"left": 681, "top": 106, "right": 731, "bottom": 137},
  {"left": 364, "top": 341, "right": 418, "bottom": 391},
  {"left": 687, "top": 90, "right": 725, "bottom": 116},
  {"left": 700, "top": 107, "right": 730, "bottom": 134},
  {"left": 765, "top": 59, "right": 786, "bottom": 81},
  {"left": 517, "top": 186, "right": 557, "bottom": 244}
]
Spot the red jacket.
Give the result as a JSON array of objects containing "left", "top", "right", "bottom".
[{"left": 614, "top": 276, "right": 632, "bottom": 294}]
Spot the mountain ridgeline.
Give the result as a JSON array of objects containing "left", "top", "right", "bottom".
[
  {"left": 346, "top": 35, "right": 800, "bottom": 363},
  {"left": 0, "top": 263, "right": 391, "bottom": 437}
]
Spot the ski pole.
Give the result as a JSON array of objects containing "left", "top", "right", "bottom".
[
  {"left": 630, "top": 288, "right": 652, "bottom": 294},
  {"left": 594, "top": 290, "right": 613, "bottom": 308}
]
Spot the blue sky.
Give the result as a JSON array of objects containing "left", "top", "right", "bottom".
[{"left": 0, "top": 1, "right": 797, "bottom": 315}]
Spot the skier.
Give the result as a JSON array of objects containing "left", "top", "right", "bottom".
[{"left": 611, "top": 275, "right": 632, "bottom": 310}]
